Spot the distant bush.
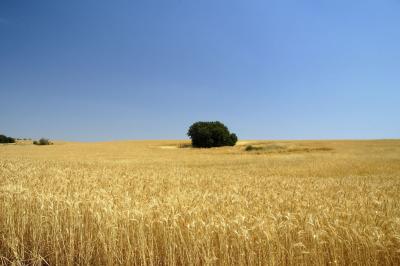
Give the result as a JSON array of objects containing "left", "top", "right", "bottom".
[
  {"left": 187, "top": 121, "right": 238, "bottom": 148},
  {"left": 0, "top": 134, "right": 15, "bottom": 143},
  {"left": 245, "top": 145, "right": 263, "bottom": 151},
  {"left": 245, "top": 145, "right": 254, "bottom": 151},
  {"left": 33, "top": 138, "right": 52, "bottom": 145}
]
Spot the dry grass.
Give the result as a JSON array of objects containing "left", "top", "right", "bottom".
[{"left": 0, "top": 140, "right": 400, "bottom": 265}]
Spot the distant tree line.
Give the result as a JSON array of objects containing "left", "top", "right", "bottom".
[
  {"left": 0, "top": 134, "right": 15, "bottom": 143},
  {"left": 0, "top": 134, "right": 53, "bottom": 145}
]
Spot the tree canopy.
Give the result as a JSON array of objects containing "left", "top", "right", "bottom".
[{"left": 187, "top": 121, "right": 237, "bottom": 148}]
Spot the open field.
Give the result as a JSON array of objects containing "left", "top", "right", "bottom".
[{"left": 0, "top": 140, "right": 400, "bottom": 265}]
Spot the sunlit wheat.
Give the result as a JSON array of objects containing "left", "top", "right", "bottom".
[{"left": 0, "top": 140, "right": 399, "bottom": 265}]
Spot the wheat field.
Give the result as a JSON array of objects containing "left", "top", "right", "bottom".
[{"left": 0, "top": 140, "right": 399, "bottom": 265}]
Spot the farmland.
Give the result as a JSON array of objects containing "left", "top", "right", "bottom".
[{"left": 0, "top": 140, "right": 400, "bottom": 265}]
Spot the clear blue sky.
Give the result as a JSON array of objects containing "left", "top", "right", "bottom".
[{"left": 1, "top": 0, "right": 399, "bottom": 141}]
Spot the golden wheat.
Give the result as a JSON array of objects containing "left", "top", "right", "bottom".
[{"left": 0, "top": 140, "right": 399, "bottom": 265}]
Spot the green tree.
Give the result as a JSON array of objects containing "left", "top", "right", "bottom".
[{"left": 187, "top": 121, "right": 238, "bottom": 148}]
